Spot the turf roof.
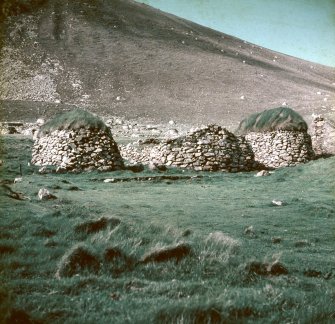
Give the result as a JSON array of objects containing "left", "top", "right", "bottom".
[
  {"left": 236, "top": 107, "right": 308, "bottom": 134},
  {"left": 38, "top": 109, "right": 110, "bottom": 137}
]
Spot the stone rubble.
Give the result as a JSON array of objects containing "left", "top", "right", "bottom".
[
  {"left": 121, "top": 124, "right": 256, "bottom": 172},
  {"left": 38, "top": 188, "right": 57, "bottom": 200},
  {"left": 310, "top": 115, "right": 335, "bottom": 156}
]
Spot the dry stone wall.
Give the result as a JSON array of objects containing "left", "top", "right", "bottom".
[
  {"left": 31, "top": 128, "right": 124, "bottom": 171},
  {"left": 244, "top": 130, "right": 314, "bottom": 168},
  {"left": 121, "top": 125, "right": 256, "bottom": 172}
]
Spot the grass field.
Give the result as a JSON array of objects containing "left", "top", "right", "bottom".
[{"left": 0, "top": 135, "right": 334, "bottom": 323}]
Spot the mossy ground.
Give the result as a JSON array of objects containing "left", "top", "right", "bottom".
[{"left": 0, "top": 135, "right": 334, "bottom": 323}]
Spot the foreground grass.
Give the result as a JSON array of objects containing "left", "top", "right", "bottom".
[{"left": 0, "top": 135, "right": 334, "bottom": 323}]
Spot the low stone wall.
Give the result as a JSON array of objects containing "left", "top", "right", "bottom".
[
  {"left": 119, "top": 144, "right": 153, "bottom": 165},
  {"left": 245, "top": 130, "right": 314, "bottom": 168},
  {"left": 121, "top": 125, "right": 256, "bottom": 172},
  {"left": 31, "top": 128, "right": 124, "bottom": 171}
]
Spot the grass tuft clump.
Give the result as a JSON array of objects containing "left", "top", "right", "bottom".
[
  {"left": 103, "top": 247, "right": 135, "bottom": 275},
  {"left": 74, "top": 217, "right": 121, "bottom": 235},
  {"left": 55, "top": 244, "right": 100, "bottom": 278},
  {"left": 155, "top": 305, "right": 223, "bottom": 324},
  {"left": 140, "top": 242, "right": 192, "bottom": 264},
  {"left": 236, "top": 107, "right": 308, "bottom": 134},
  {"left": 0, "top": 282, "right": 12, "bottom": 323},
  {"left": 37, "top": 109, "right": 110, "bottom": 137}
]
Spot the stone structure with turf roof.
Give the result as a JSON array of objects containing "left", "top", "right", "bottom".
[
  {"left": 237, "top": 107, "right": 315, "bottom": 168},
  {"left": 31, "top": 109, "right": 124, "bottom": 171}
]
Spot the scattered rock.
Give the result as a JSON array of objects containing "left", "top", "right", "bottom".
[
  {"left": 38, "top": 188, "right": 57, "bottom": 200},
  {"left": 255, "top": 170, "right": 270, "bottom": 177},
  {"left": 141, "top": 243, "right": 192, "bottom": 264},
  {"left": 165, "top": 129, "right": 179, "bottom": 137},
  {"left": 244, "top": 226, "right": 256, "bottom": 237},
  {"left": 36, "top": 118, "right": 45, "bottom": 126},
  {"left": 104, "top": 178, "right": 115, "bottom": 183},
  {"left": 272, "top": 200, "right": 284, "bottom": 206},
  {"left": 38, "top": 166, "right": 48, "bottom": 174}
]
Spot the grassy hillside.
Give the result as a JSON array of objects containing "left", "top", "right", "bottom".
[
  {"left": 0, "top": 0, "right": 334, "bottom": 127},
  {"left": 1, "top": 134, "right": 334, "bottom": 323}
]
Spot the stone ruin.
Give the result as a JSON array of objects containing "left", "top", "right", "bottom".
[
  {"left": 237, "top": 107, "right": 315, "bottom": 168},
  {"left": 121, "top": 108, "right": 316, "bottom": 171},
  {"left": 31, "top": 110, "right": 124, "bottom": 171},
  {"left": 121, "top": 125, "right": 256, "bottom": 172},
  {"left": 30, "top": 107, "right": 317, "bottom": 173},
  {"left": 310, "top": 114, "right": 335, "bottom": 157}
]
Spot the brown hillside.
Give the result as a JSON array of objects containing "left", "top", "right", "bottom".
[{"left": 0, "top": 0, "right": 334, "bottom": 128}]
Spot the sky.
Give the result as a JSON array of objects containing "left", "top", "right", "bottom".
[{"left": 137, "top": 0, "right": 335, "bottom": 67}]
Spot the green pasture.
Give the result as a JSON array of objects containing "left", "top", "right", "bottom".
[{"left": 0, "top": 135, "right": 334, "bottom": 323}]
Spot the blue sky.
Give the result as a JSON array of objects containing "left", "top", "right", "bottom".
[{"left": 137, "top": 0, "right": 335, "bottom": 67}]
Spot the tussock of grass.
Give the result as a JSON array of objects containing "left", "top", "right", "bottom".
[
  {"left": 155, "top": 305, "right": 223, "bottom": 324},
  {"left": 55, "top": 244, "right": 100, "bottom": 278},
  {"left": 245, "top": 260, "right": 288, "bottom": 278},
  {"left": 140, "top": 242, "right": 192, "bottom": 264},
  {"left": 0, "top": 244, "right": 16, "bottom": 254},
  {"left": 74, "top": 217, "right": 121, "bottom": 235},
  {"left": 236, "top": 107, "right": 308, "bottom": 133},
  {"left": 0, "top": 283, "right": 12, "bottom": 323},
  {"left": 32, "top": 226, "right": 56, "bottom": 238},
  {"left": 103, "top": 247, "right": 135, "bottom": 275},
  {"left": 37, "top": 109, "right": 110, "bottom": 137},
  {"left": 199, "top": 231, "right": 241, "bottom": 266}
]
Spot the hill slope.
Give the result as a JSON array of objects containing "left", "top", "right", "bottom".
[{"left": 0, "top": 0, "right": 334, "bottom": 127}]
